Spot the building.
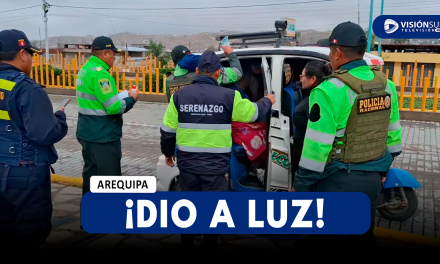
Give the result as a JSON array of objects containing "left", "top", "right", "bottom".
[
  {"left": 116, "top": 46, "right": 148, "bottom": 58},
  {"left": 372, "top": 44, "right": 440, "bottom": 87},
  {"left": 59, "top": 43, "right": 92, "bottom": 62}
]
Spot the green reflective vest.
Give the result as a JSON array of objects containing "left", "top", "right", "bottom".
[{"left": 299, "top": 65, "right": 402, "bottom": 173}]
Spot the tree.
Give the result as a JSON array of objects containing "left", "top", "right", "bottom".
[
  {"left": 364, "top": 29, "right": 379, "bottom": 51},
  {"left": 147, "top": 39, "right": 171, "bottom": 67}
]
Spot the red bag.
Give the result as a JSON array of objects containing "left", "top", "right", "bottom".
[{"left": 231, "top": 121, "right": 267, "bottom": 161}]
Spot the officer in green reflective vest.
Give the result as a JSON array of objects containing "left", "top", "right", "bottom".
[
  {"left": 76, "top": 36, "right": 138, "bottom": 202},
  {"left": 294, "top": 22, "right": 402, "bottom": 249}
]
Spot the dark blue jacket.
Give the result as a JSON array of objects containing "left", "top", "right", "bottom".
[
  {"left": 0, "top": 63, "right": 68, "bottom": 166},
  {"left": 160, "top": 75, "right": 272, "bottom": 175}
]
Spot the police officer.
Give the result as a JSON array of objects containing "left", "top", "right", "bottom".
[
  {"left": 165, "top": 45, "right": 243, "bottom": 102},
  {"left": 0, "top": 30, "right": 68, "bottom": 250},
  {"left": 160, "top": 50, "right": 275, "bottom": 251},
  {"left": 294, "top": 22, "right": 402, "bottom": 249},
  {"left": 76, "top": 36, "right": 138, "bottom": 200}
]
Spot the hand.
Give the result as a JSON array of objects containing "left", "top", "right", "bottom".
[
  {"left": 381, "top": 176, "right": 386, "bottom": 183},
  {"left": 266, "top": 94, "right": 276, "bottom": 105},
  {"left": 60, "top": 107, "right": 65, "bottom": 112},
  {"left": 129, "top": 90, "right": 139, "bottom": 102},
  {"left": 166, "top": 155, "right": 176, "bottom": 167},
  {"left": 220, "top": 45, "right": 234, "bottom": 55},
  {"left": 289, "top": 187, "right": 295, "bottom": 192}
]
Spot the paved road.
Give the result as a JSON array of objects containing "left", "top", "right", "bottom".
[{"left": 48, "top": 94, "right": 440, "bottom": 239}]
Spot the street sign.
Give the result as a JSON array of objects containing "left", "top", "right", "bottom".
[{"left": 285, "top": 18, "right": 296, "bottom": 37}]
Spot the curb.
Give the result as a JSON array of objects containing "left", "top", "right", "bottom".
[
  {"left": 374, "top": 227, "right": 440, "bottom": 248},
  {"left": 51, "top": 174, "right": 82, "bottom": 188}
]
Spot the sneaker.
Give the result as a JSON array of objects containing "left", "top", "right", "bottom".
[{"left": 257, "top": 169, "right": 265, "bottom": 184}]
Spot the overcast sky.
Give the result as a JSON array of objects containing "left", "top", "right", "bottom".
[{"left": 1, "top": 0, "right": 439, "bottom": 41}]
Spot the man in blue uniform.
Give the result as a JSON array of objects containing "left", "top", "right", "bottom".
[
  {"left": 0, "top": 30, "right": 68, "bottom": 251},
  {"left": 160, "top": 50, "right": 275, "bottom": 251}
]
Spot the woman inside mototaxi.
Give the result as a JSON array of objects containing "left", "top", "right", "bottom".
[{"left": 291, "top": 61, "right": 333, "bottom": 178}]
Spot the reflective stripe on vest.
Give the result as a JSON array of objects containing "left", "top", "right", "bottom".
[
  {"left": 388, "top": 120, "right": 400, "bottom": 131},
  {"left": 387, "top": 144, "right": 402, "bottom": 153},
  {"left": 0, "top": 79, "right": 17, "bottom": 120},
  {"left": 305, "top": 128, "right": 335, "bottom": 145},
  {"left": 77, "top": 91, "right": 126, "bottom": 115},
  {"left": 176, "top": 122, "right": 232, "bottom": 154},
  {"left": 299, "top": 156, "right": 326, "bottom": 173},
  {"left": 161, "top": 124, "right": 176, "bottom": 133}
]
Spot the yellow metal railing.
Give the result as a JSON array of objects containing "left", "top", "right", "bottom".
[{"left": 31, "top": 54, "right": 440, "bottom": 112}]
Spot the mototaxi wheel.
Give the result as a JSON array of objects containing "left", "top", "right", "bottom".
[{"left": 377, "top": 187, "right": 418, "bottom": 222}]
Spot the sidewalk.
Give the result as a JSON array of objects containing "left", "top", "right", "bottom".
[{"left": 46, "top": 94, "right": 440, "bottom": 244}]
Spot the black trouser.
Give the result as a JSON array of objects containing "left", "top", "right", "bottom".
[
  {"left": 77, "top": 138, "right": 122, "bottom": 195},
  {"left": 178, "top": 171, "right": 230, "bottom": 251},
  {"left": 303, "top": 170, "right": 382, "bottom": 250},
  {"left": 0, "top": 163, "right": 52, "bottom": 251}
]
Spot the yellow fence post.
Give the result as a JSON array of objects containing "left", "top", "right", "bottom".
[
  {"left": 399, "top": 76, "right": 405, "bottom": 110},
  {"left": 57, "top": 75, "right": 60, "bottom": 88},
  {"left": 142, "top": 66, "right": 146, "bottom": 93},
  {"left": 163, "top": 74, "right": 166, "bottom": 94},
  {"left": 129, "top": 79, "right": 132, "bottom": 90},
  {"left": 122, "top": 73, "right": 126, "bottom": 90},
  {"left": 433, "top": 76, "right": 439, "bottom": 112},
  {"left": 154, "top": 57, "right": 157, "bottom": 70},
  {"left": 34, "top": 64, "right": 38, "bottom": 83},
  {"left": 410, "top": 68, "right": 417, "bottom": 111},
  {"left": 421, "top": 77, "right": 428, "bottom": 111},
  {"left": 67, "top": 63, "right": 71, "bottom": 89},
  {"left": 158, "top": 61, "right": 161, "bottom": 69},
  {"left": 392, "top": 74, "right": 395, "bottom": 84},
  {"left": 45, "top": 62, "right": 49, "bottom": 87},
  {"left": 156, "top": 68, "right": 160, "bottom": 94},
  {"left": 73, "top": 59, "right": 77, "bottom": 89},
  {"left": 51, "top": 70, "right": 55, "bottom": 87},
  {"left": 50, "top": 57, "right": 53, "bottom": 66},
  {"left": 30, "top": 64, "right": 33, "bottom": 79},
  {"left": 128, "top": 56, "right": 131, "bottom": 72},
  {"left": 420, "top": 65, "right": 425, "bottom": 87},
  {"left": 62, "top": 70, "right": 66, "bottom": 88},
  {"left": 116, "top": 66, "right": 120, "bottom": 91},
  {"left": 135, "top": 74, "right": 139, "bottom": 90},
  {"left": 40, "top": 58, "right": 44, "bottom": 85},
  {"left": 386, "top": 69, "right": 389, "bottom": 80},
  {"left": 149, "top": 59, "right": 153, "bottom": 93},
  {"left": 406, "top": 64, "right": 410, "bottom": 87}
]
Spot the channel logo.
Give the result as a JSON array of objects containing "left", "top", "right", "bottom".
[{"left": 384, "top": 19, "right": 399, "bottom": 34}]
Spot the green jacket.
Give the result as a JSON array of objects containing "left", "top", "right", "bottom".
[
  {"left": 76, "top": 56, "right": 136, "bottom": 143},
  {"left": 294, "top": 60, "right": 402, "bottom": 192},
  {"left": 165, "top": 52, "right": 244, "bottom": 98}
]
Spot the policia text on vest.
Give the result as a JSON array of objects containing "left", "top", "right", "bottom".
[{"left": 0, "top": 29, "right": 68, "bottom": 250}]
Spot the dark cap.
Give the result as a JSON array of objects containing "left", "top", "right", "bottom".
[
  {"left": 0, "top": 29, "right": 42, "bottom": 54},
  {"left": 324, "top": 21, "right": 367, "bottom": 47},
  {"left": 198, "top": 50, "right": 221, "bottom": 73},
  {"left": 316, "top": 38, "right": 329, "bottom": 47},
  {"left": 92, "top": 36, "right": 121, "bottom": 53},
  {"left": 171, "top": 45, "right": 190, "bottom": 64}
]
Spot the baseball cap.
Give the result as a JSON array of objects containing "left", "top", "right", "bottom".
[
  {"left": 171, "top": 45, "right": 190, "bottom": 64},
  {"left": 316, "top": 38, "right": 329, "bottom": 47},
  {"left": 198, "top": 50, "right": 221, "bottom": 73},
  {"left": 92, "top": 36, "right": 122, "bottom": 53},
  {"left": 324, "top": 21, "right": 367, "bottom": 47},
  {"left": 0, "top": 29, "right": 42, "bottom": 54}
]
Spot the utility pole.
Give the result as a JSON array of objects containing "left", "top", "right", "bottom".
[
  {"left": 367, "top": 0, "right": 374, "bottom": 53},
  {"left": 377, "top": 0, "right": 385, "bottom": 57},
  {"left": 42, "top": 0, "right": 50, "bottom": 62}
]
